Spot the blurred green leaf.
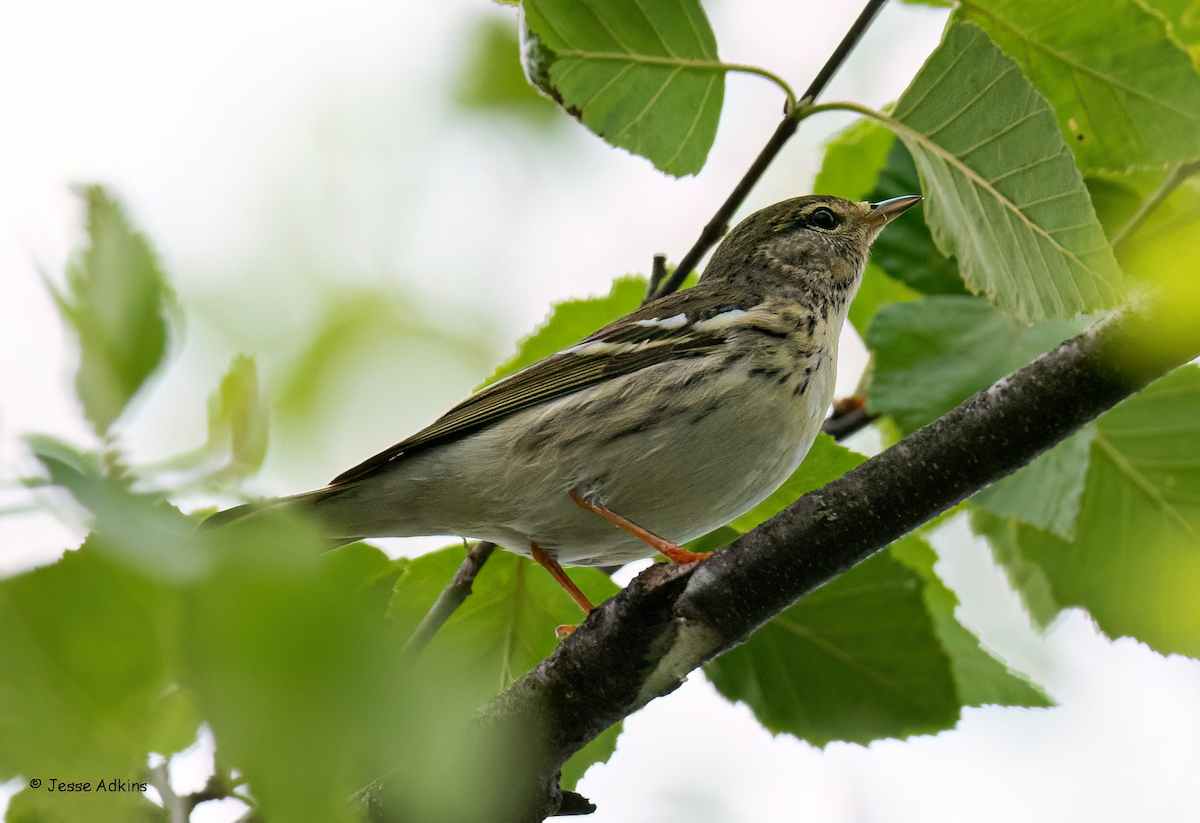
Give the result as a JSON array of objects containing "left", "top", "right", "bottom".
[
  {"left": 1116, "top": 170, "right": 1200, "bottom": 265},
  {"left": 51, "top": 185, "right": 174, "bottom": 436},
  {"left": 482, "top": 275, "right": 647, "bottom": 386},
  {"left": 29, "top": 440, "right": 209, "bottom": 584},
  {"left": 146, "top": 355, "right": 270, "bottom": 486},
  {"left": 866, "top": 296, "right": 1087, "bottom": 434},
  {"left": 1117, "top": 170, "right": 1200, "bottom": 362},
  {"left": 0, "top": 544, "right": 194, "bottom": 781},
  {"left": 974, "top": 425, "right": 1096, "bottom": 539},
  {"left": 5, "top": 783, "right": 168, "bottom": 823},
  {"left": 705, "top": 549, "right": 959, "bottom": 746},
  {"left": 866, "top": 138, "right": 967, "bottom": 296},
  {"left": 888, "top": 20, "right": 1125, "bottom": 322},
  {"left": 456, "top": 13, "right": 559, "bottom": 124},
  {"left": 186, "top": 522, "right": 398, "bottom": 823},
  {"left": 520, "top": 0, "right": 725, "bottom": 176},
  {"left": 890, "top": 535, "right": 1050, "bottom": 707},
  {"left": 814, "top": 117, "right": 896, "bottom": 201},
  {"left": 684, "top": 524, "right": 740, "bottom": 554},
  {"left": 960, "top": 0, "right": 1200, "bottom": 173},
  {"left": 976, "top": 366, "right": 1200, "bottom": 657},
  {"left": 276, "top": 289, "right": 495, "bottom": 421},
  {"left": 207, "top": 355, "right": 269, "bottom": 483}
]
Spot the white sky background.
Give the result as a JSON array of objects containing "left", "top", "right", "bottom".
[{"left": 1, "top": 0, "right": 1199, "bottom": 821}]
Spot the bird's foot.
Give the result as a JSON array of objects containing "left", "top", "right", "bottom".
[{"left": 657, "top": 544, "right": 713, "bottom": 565}]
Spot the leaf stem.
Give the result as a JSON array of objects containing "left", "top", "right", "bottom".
[
  {"left": 647, "top": 0, "right": 890, "bottom": 302},
  {"left": 723, "top": 64, "right": 797, "bottom": 113},
  {"left": 1110, "top": 160, "right": 1200, "bottom": 252},
  {"left": 550, "top": 51, "right": 797, "bottom": 112}
]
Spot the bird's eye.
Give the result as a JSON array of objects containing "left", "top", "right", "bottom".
[{"left": 810, "top": 207, "right": 839, "bottom": 230}]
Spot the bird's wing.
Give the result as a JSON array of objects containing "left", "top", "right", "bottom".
[{"left": 328, "top": 288, "right": 756, "bottom": 486}]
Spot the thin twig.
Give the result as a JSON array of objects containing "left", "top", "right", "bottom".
[
  {"left": 647, "top": 253, "right": 669, "bottom": 296},
  {"left": 647, "top": 0, "right": 890, "bottom": 302},
  {"left": 1110, "top": 160, "right": 1200, "bottom": 251},
  {"left": 148, "top": 761, "right": 188, "bottom": 823},
  {"left": 401, "top": 541, "right": 497, "bottom": 657},
  {"left": 822, "top": 395, "right": 879, "bottom": 440}
]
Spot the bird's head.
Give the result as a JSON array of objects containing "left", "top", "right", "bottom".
[{"left": 701, "top": 194, "right": 921, "bottom": 302}]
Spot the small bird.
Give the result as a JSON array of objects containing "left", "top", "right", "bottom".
[{"left": 206, "top": 194, "right": 920, "bottom": 613}]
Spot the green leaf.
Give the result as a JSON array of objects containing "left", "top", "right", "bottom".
[
  {"left": 814, "top": 117, "right": 897, "bottom": 201},
  {"left": 729, "top": 434, "right": 865, "bottom": 532},
  {"left": 186, "top": 523, "right": 399, "bottom": 823},
  {"left": 561, "top": 720, "right": 622, "bottom": 791},
  {"left": 455, "top": 13, "right": 560, "bottom": 124},
  {"left": 974, "top": 424, "right": 1097, "bottom": 539},
  {"left": 206, "top": 355, "right": 269, "bottom": 483},
  {"left": 866, "top": 138, "right": 968, "bottom": 296},
  {"left": 5, "top": 783, "right": 168, "bottom": 823},
  {"left": 1070, "top": 364, "right": 1200, "bottom": 654},
  {"left": 155, "top": 355, "right": 271, "bottom": 484},
  {"left": 51, "top": 185, "right": 174, "bottom": 436},
  {"left": 482, "top": 275, "right": 647, "bottom": 386},
  {"left": 704, "top": 549, "right": 959, "bottom": 746},
  {"left": 192, "top": 531, "right": 528, "bottom": 822},
  {"left": 970, "top": 509, "right": 1063, "bottom": 629},
  {"left": 960, "top": 0, "right": 1200, "bottom": 173},
  {"left": 1145, "top": 0, "right": 1200, "bottom": 69},
  {"left": 394, "top": 548, "right": 619, "bottom": 695},
  {"left": 520, "top": 0, "right": 725, "bottom": 176},
  {"left": 0, "top": 544, "right": 193, "bottom": 780},
  {"left": 866, "top": 295, "right": 1088, "bottom": 434},
  {"left": 1085, "top": 173, "right": 1152, "bottom": 239},
  {"left": 888, "top": 19, "right": 1126, "bottom": 322},
  {"left": 386, "top": 548, "right": 462, "bottom": 642},
  {"left": 890, "top": 535, "right": 1050, "bottom": 707},
  {"left": 30, "top": 442, "right": 210, "bottom": 584},
  {"left": 978, "top": 366, "right": 1200, "bottom": 657},
  {"left": 848, "top": 263, "right": 922, "bottom": 339}
]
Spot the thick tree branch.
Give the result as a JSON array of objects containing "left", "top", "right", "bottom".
[{"left": 436, "top": 303, "right": 1199, "bottom": 821}]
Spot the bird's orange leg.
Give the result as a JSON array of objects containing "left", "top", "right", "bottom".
[
  {"left": 569, "top": 489, "right": 712, "bottom": 565},
  {"left": 530, "top": 542, "right": 595, "bottom": 614}
]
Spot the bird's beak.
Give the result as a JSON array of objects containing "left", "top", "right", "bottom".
[{"left": 868, "top": 194, "right": 922, "bottom": 229}]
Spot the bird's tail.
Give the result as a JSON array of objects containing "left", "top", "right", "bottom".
[{"left": 200, "top": 486, "right": 365, "bottom": 546}]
